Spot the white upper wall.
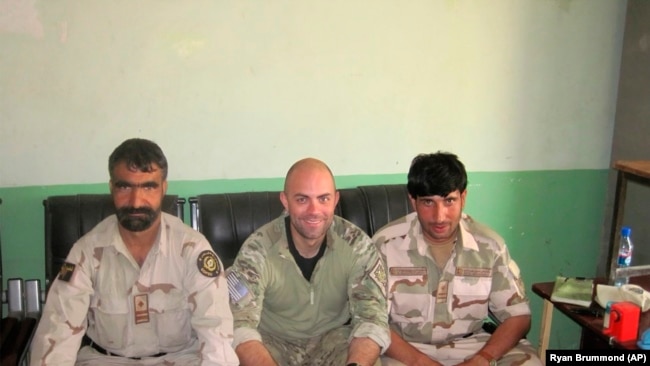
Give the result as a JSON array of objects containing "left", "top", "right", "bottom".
[{"left": 0, "top": 0, "right": 626, "bottom": 187}]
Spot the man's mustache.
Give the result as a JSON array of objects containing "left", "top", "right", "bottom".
[{"left": 118, "top": 207, "right": 154, "bottom": 214}]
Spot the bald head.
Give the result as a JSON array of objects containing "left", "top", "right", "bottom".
[
  {"left": 280, "top": 158, "right": 340, "bottom": 251},
  {"left": 284, "top": 158, "right": 335, "bottom": 193}
]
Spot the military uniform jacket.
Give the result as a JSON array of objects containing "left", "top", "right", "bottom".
[
  {"left": 373, "top": 212, "right": 530, "bottom": 345},
  {"left": 30, "top": 213, "right": 239, "bottom": 366},
  {"left": 228, "top": 214, "right": 390, "bottom": 351}
]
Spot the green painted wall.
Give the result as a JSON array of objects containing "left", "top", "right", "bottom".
[{"left": 0, "top": 168, "right": 608, "bottom": 349}]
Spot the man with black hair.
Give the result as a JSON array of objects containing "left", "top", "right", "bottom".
[
  {"left": 373, "top": 152, "right": 541, "bottom": 366},
  {"left": 30, "top": 138, "right": 238, "bottom": 366}
]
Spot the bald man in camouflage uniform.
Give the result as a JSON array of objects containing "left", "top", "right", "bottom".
[
  {"left": 30, "top": 138, "right": 238, "bottom": 366},
  {"left": 373, "top": 152, "right": 541, "bottom": 366},
  {"left": 228, "top": 158, "right": 390, "bottom": 366}
]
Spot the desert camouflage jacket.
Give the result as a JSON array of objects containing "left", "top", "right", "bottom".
[
  {"left": 373, "top": 212, "right": 530, "bottom": 344},
  {"left": 30, "top": 213, "right": 238, "bottom": 366}
]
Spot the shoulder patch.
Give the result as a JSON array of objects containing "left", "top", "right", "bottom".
[
  {"left": 197, "top": 250, "right": 221, "bottom": 277},
  {"left": 58, "top": 262, "right": 76, "bottom": 282},
  {"left": 227, "top": 271, "right": 250, "bottom": 303},
  {"left": 369, "top": 258, "right": 387, "bottom": 297}
]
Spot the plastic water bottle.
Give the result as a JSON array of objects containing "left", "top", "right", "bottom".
[{"left": 614, "top": 226, "right": 633, "bottom": 287}]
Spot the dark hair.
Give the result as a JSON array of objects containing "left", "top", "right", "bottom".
[
  {"left": 407, "top": 152, "right": 467, "bottom": 198},
  {"left": 108, "top": 138, "right": 168, "bottom": 180}
]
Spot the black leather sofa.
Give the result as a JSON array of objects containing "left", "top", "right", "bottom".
[
  {"left": 188, "top": 184, "right": 412, "bottom": 268},
  {"left": 187, "top": 185, "right": 500, "bottom": 333},
  {"left": 41, "top": 185, "right": 500, "bottom": 335},
  {"left": 43, "top": 194, "right": 185, "bottom": 286},
  {"left": 42, "top": 185, "right": 411, "bottom": 284}
]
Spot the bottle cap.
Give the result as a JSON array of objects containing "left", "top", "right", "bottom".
[{"left": 622, "top": 226, "right": 631, "bottom": 237}]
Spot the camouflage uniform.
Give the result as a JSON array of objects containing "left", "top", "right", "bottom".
[
  {"left": 228, "top": 214, "right": 390, "bottom": 366},
  {"left": 29, "top": 213, "right": 239, "bottom": 366},
  {"left": 373, "top": 212, "right": 541, "bottom": 366}
]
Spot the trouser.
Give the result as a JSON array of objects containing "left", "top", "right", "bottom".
[
  {"left": 381, "top": 333, "right": 542, "bottom": 366},
  {"left": 261, "top": 327, "right": 381, "bottom": 366}
]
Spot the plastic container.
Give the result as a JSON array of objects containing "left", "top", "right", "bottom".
[{"left": 614, "top": 226, "right": 633, "bottom": 287}]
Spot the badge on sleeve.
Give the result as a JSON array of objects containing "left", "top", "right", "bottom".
[
  {"left": 58, "top": 262, "right": 76, "bottom": 282},
  {"left": 227, "top": 271, "right": 250, "bottom": 303},
  {"left": 369, "top": 258, "right": 387, "bottom": 297},
  {"left": 197, "top": 250, "right": 221, "bottom": 277}
]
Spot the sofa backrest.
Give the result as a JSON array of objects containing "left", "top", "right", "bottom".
[
  {"left": 356, "top": 185, "right": 413, "bottom": 235},
  {"left": 189, "top": 191, "right": 285, "bottom": 269},
  {"left": 190, "top": 184, "right": 412, "bottom": 268},
  {"left": 40, "top": 185, "right": 412, "bottom": 283},
  {"left": 43, "top": 194, "right": 185, "bottom": 286}
]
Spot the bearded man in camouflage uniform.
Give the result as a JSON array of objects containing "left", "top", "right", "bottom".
[
  {"left": 373, "top": 152, "right": 541, "bottom": 366},
  {"left": 227, "top": 158, "right": 390, "bottom": 366},
  {"left": 30, "top": 138, "right": 238, "bottom": 366}
]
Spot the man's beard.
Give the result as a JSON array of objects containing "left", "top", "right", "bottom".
[{"left": 115, "top": 207, "right": 159, "bottom": 232}]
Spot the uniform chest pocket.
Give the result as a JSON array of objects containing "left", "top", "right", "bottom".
[
  {"left": 150, "top": 293, "right": 191, "bottom": 348},
  {"left": 451, "top": 276, "right": 491, "bottom": 319},
  {"left": 388, "top": 267, "right": 431, "bottom": 322},
  {"left": 89, "top": 296, "right": 129, "bottom": 349},
  {"left": 453, "top": 276, "right": 491, "bottom": 298},
  {"left": 390, "top": 292, "right": 431, "bottom": 324}
]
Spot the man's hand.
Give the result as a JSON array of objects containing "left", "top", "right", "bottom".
[
  {"left": 346, "top": 337, "right": 381, "bottom": 365},
  {"left": 456, "top": 354, "right": 490, "bottom": 366},
  {"left": 456, "top": 315, "right": 531, "bottom": 366},
  {"left": 384, "top": 329, "right": 443, "bottom": 366},
  {"left": 235, "top": 340, "right": 278, "bottom": 366}
]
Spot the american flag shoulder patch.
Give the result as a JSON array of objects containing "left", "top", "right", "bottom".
[{"left": 227, "top": 271, "right": 250, "bottom": 303}]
